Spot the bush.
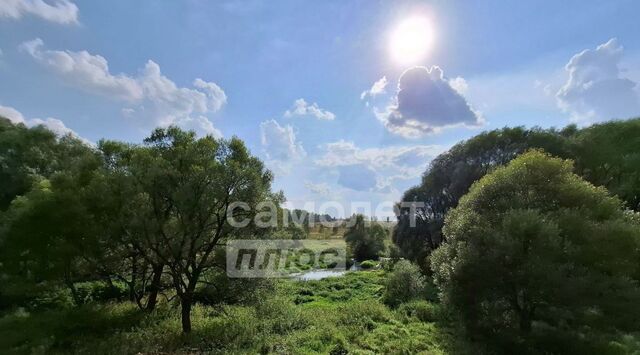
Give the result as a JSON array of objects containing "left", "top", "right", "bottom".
[
  {"left": 193, "top": 270, "right": 274, "bottom": 306},
  {"left": 383, "top": 260, "right": 425, "bottom": 307},
  {"left": 397, "top": 300, "right": 440, "bottom": 323},
  {"left": 359, "top": 260, "right": 377, "bottom": 269}
]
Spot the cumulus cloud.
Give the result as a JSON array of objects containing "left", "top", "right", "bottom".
[
  {"left": 556, "top": 38, "right": 640, "bottom": 123},
  {"left": 0, "top": 105, "right": 25, "bottom": 124},
  {"left": 20, "top": 38, "right": 226, "bottom": 137},
  {"left": 448, "top": 76, "right": 468, "bottom": 95},
  {"left": 360, "top": 76, "right": 388, "bottom": 100},
  {"left": 0, "top": 0, "right": 78, "bottom": 24},
  {"left": 316, "top": 140, "right": 444, "bottom": 192},
  {"left": 0, "top": 104, "right": 91, "bottom": 144},
  {"left": 21, "top": 38, "right": 143, "bottom": 101},
  {"left": 284, "top": 98, "right": 335, "bottom": 120},
  {"left": 378, "top": 66, "right": 482, "bottom": 138},
  {"left": 260, "top": 119, "right": 306, "bottom": 175}
]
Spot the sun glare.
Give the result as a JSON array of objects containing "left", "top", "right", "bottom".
[{"left": 390, "top": 16, "right": 434, "bottom": 65}]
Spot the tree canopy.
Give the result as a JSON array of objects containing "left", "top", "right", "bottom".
[
  {"left": 430, "top": 151, "right": 640, "bottom": 343},
  {"left": 393, "top": 119, "right": 640, "bottom": 268}
]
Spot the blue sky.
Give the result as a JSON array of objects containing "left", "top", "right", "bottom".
[{"left": 1, "top": 0, "right": 640, "bottom": 218}]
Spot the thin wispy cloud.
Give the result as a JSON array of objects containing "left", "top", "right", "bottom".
[
  {"left": 0, "top": 0, "right": 79, "bottom": 25},
  {"left": 361, "top": 76, "right": 388, "bottom": 100}
]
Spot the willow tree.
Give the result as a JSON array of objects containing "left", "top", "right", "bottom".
[
  {"left": 107, "top": 127, "right": 274, "bottom": 332},
  {"left": 392, "top": 126, "right": 573, "bottom": 268},
  {"left": 431, "top": 150, "right": 640, "bottom": 340}
]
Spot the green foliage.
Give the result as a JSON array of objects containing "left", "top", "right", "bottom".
[
  {"left": 397, "top": 300, "right": 442, "bottom": 323},
  {"left": 431, "top": 150, "right": 640, "bottom": 350},
  {"left": 393, "top": 119, "right": 640, "bottom": 268},
  {"left": 0, "top": 271, "right": 473, "bottom": 354},
  {"left": 344, "top": 215, "right": 387, "bottom": 261},
  {"left": 393, "top": 126, "right": 574, "bottom": 267},
  {"left": 359, "top": 260, "right": 377, "bottom": 269},
  {"left": 0, "top": 117, "right": 83, "bottom": 211},
  {"left": 572, "top": 118, "right": 640, "bottom": 211},
  {"left": 383, "top": 260, "right": 426, "bottom": 307}
]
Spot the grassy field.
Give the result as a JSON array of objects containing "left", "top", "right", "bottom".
[{"left": 0, "top": 270, "right": 475, "bottom": 354}]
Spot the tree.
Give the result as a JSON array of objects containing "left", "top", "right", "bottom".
[
  {"left": 430, "top": 150, "right": 640, "bottom": 339},
  {"left": 571, "top": 118, "right": 640, "bottom": 211},
  {"left": 0, "top": 117, "right": 69, "bottom": 211},
  {"left": 383, "top": 260, "right": 425, "bottom": 307},
  {"left": 344, "top": 215, "right": 387, "bottom": 261},
  {"left": 0, "top": 126, "right": 106, "bottom": 303},
  {"left": 393, "top": 126, "right": 573, "bottom": 268},
  {"left": 104, "top": 127, "right": 274, "bottom": 333}
]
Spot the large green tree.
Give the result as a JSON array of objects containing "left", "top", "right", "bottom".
[
  {"left": 102, "top": 127, "right": 275, "bottom": 332},
  {"left": 571, "top": 118, "right": 640, "bottom": 211},
  {"left": 431, "top": 151, "right": 640, "bottom": 340},
  {"left": 394, "top": 118, "right": 640, "bottom": 268},
  {"left": 0, "top": 132, "right": 103, "bottom": 305},
  {"left": 393, "top": 126, "right": 574, "bottom": 267}
]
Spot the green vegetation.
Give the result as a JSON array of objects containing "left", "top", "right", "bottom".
[
  {"left": 2, "top": 116, "right": 640, "bottom": 353},
  {"left": 393, "top": 120, "right": 640, "bottom": 269},
  {"left": 344, "top": 214, "right": 387, "bottom": 261},
  {"left": 383, "top": 260, "right": 427, "bottom": 307},
  {"left": 0, "top": 271, "right": 477, "bottom": 354},
  {"left": 431, "top": 151, "right": 640, "bottom": 352}
]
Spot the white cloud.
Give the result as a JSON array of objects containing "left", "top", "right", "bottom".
[
  {"left": 0, "top": 105, "right": 25, "bottom": 124},
  {"left": 21, "top": 38, "right": 143, "bottom": 102},
  {"left": 448, "top": 76, "right": 468, "bottom": 95},
  {"left": 0, "top": 0, "right": 78, "bottom": 24},
  {"left": 284, "top": 98, "right": 335, "bottom": 120},
  {"left": 377, "top": 66, "right": 483, "bottom": 138},
  {"left": 556, "top": 38, "right": 640, "bottom": 123},
  {"left": 20, "top": 38, "right": 227, "bottom": 137},
  {"left": 360, "top": 76, "right": 388, "bottom": 100},
  {"left": 316, "top": 140, "right": 444, "bottom": 192},
  {"left": 0, "top": 104, "right": 91, "bottom": 144},
  {"left": 304, "top": 181, "right": 331, "bottom": 196},
  {"left": 260, "top": 119, "right": 306, "bottom": 175}
]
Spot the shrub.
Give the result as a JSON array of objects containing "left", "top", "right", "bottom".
[
  {"left": 359, "top": 260, "right": 377, "bottom": 269},
  {"left": 397, "top": 300, "right": 440, "bottom": 323},
  {"left": 383, "top": 260, "right": 425, "bottom": 307}
]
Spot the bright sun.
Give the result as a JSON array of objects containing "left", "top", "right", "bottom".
[{"left": 389, "top": 17, "right": 434, "bottom": 65}]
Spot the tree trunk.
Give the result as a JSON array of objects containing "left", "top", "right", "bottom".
[
  {"left": 66, "top": 279, "right": 82, "bottom": 306},
  {"left": 181, "top": 297, "right": 192, "bottom": 333},
  {"left": 146, "top": 264, "right": 163, "bottom": 311},
  {"left": 129, "top": 256, "right": 138, "bottom": 302}
]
